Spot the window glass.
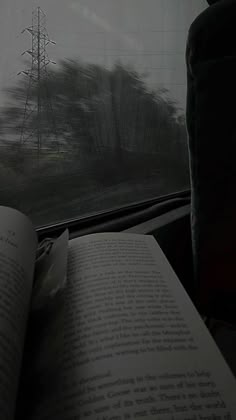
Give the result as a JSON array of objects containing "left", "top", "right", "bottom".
[{"left": 0, "top": 0, "right": 206, "bottom": 226}]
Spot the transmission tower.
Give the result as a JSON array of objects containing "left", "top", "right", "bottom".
[{"left": 19, "top": 7, "right": 58, "bottom": 153}]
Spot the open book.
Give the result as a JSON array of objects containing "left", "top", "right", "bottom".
[{"left": 0, "top": 205, "right": 236, "bottom": 420}]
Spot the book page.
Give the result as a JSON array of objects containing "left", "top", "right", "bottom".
[
  {"left": 16, "top": 230, "right": 69, "bottom": 420},
  {"left": 32, "top": 233, "right": 236, "bottom": 420},
  {"left": 0, "top": 206, "right": 37, "bottom": 420}
]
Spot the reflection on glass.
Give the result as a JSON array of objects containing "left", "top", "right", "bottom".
[{"left": 0, "top": 0, "right": 206, "bottom": 226}]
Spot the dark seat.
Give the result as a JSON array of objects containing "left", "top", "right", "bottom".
[{"left": 186, "top": 0, "right": 236, "bottom": 321}]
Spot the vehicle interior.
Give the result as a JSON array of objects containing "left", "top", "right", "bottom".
[{"left": 1, "top": 0, "right": 236, "bottom": 384}]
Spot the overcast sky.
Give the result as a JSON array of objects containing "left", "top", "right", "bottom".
[{"left": 0, "top": 0, "right": 206, "bottom": 110}]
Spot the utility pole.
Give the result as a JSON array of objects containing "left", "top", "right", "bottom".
[
  {"left": 37, "top": 6, "right": 41, "bottom": 152},
  {"left": 19, "top": 7, "right": 58, "bottom": 155}
]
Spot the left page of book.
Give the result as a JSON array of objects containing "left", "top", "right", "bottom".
[{"left": 0, "top": 206, "right": 37, "bottom": 420}]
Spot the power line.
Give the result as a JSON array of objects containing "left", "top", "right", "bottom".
[
  {"left": 55, "top": 45, "right": 184, "bottom": 56},
  {"left": 53, "top": 28, "right": 188, "bottom": 34},
  {"left": 18, "top": 7, "right": 58, "bottom": 155}
]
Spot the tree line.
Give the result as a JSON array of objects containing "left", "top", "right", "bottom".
[{"left": 1, "top": 59, "right": 187, "bottom": 160}]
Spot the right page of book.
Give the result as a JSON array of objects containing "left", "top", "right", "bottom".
[{"left": 34, "top": 232, "right": 236, "bottom": 420}]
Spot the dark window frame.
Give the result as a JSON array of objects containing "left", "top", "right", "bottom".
[{"left": 36, "top": 189, "right": 190, "bottom": 241}]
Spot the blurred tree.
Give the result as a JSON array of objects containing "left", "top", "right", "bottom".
[
  {"left": 1, "top": 60, "right": 187, "bottom": 159},
  {"left": 0, "top": 60, "right": 190, "bottom": 222}
]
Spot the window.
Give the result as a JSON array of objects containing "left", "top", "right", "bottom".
[{"left": 0, "top": 0, "right": 206, "bottom": 227}]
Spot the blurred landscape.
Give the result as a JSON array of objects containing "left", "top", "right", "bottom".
[
  {"left": 0, "top": 60, "right": 189, "bottom": 226},
  {"left": 0, "top": 0, "right": 208, "bottom": 226}
]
